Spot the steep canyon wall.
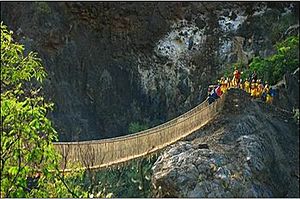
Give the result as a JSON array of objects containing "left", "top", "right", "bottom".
[{"left": 1, "top": 2, "right": 298, "bottom": 141}]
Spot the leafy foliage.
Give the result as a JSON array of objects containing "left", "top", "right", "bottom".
[
  {"left": 1, "top": 22, "right": 136, "bottom": 198},
  {"left": 248, "top": 35, "right": 299, "bottom": 84},
  {"left": 219, "top": 35, "right": 299, "bottom": 85},
  {"left": 0, "top": 22, "right": 94, "bottom": 198},
  {"left": 1, "top": 22, "right": 59, "bottom": 197}
]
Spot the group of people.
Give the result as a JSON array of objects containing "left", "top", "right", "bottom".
[{"left": 207, "top": 68, "right": 276, "bottom": 104}]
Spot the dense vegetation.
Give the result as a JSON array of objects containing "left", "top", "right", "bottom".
[
  {"left": 0, "top": 22, "right": 106, "bottom": 198},
  {"left": 222, "top": 35, "right": 299, "bottom": 85},
  {"left": 246, "top": 35, "right": 299, "bottom": 85},
  {"left": 1, "top": 22, "right": 58, "bottom": 197}
]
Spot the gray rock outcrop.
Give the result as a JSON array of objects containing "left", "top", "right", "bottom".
[{"left": 152, "top": 89, "right": 299, "bottom": 197}]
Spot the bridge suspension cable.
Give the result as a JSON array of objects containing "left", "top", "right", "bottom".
[{"left": 53, "top": 93, "right": 227, "bottom": 171}]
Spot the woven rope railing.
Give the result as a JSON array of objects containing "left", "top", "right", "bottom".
[{"left": 53, "top": 93, "right": 226, "bottom": 171}]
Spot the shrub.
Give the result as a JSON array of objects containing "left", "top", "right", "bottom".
[
  {"left": 249, "top": 35, "right": 299, "bottom": 84},
  {"left": 1, "top": 22, "right": 59, "bottom": 197},
  {"left": 0, "top": 22, "right": 90, "bottom": 198}
]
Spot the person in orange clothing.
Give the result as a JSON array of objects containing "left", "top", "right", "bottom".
[
  {"left": 230, "top": 76, "right": 235, "bottom": 88},
  {"left": 244, "top": 78, "right": 251, "bottom": 93},
  {"left": 263, "top": 83, "right": 273, "bottom": 104},
  {"left": 250, "top": 79, "right": 258, "bottom": 97},
  {"left": 256, "top": 79, "right": 264, "bottom": 98},
  {"left": 220, "top": 77, "right": 228, "bottom": 93},
  {"left": 266, "top": 94, "right": 273, "bottom": 104},
  {"left": 225, "top": 77, "right": 230, "bottom": 90}
]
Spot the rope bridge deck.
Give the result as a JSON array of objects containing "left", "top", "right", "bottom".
[{"left": 53, "top": 93, "right": 227, "bottom": 171}]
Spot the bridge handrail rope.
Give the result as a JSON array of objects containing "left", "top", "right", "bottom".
[
  {"left": 54, "top": 98, "right": 210, "bottom": 145},
  {"left": 53, "top": 92, "right": 227, "bottom": 171}
]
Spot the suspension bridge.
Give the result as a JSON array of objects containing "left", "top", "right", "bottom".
[{"left": 53, "top": 90, "right": 228, "bottom": 172}]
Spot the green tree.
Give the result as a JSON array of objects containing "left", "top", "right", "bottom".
[
  {"left": 221, "top": 35, "right": 299, "bottom": 85},
  {"left": 249, "top": 35, "right": 299, "bottom": 85},
  {"left": 0, "top": 22, "right": 113, "bottom": 198},
  {"left": 1, "top": 22, "right": 60, "bottom": 197}
]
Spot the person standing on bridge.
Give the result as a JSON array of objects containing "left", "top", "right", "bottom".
[
  {"left": 208, "top": 85, "right": 219, "bottom": 104},
  {"left": 208, "top": 86, "right": 215, "bottom": 104}
]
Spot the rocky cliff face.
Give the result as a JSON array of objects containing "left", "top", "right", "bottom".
[
  {"left": 152, "top": 89, "right": 299, "bottom": 197},
  {"left": 1, "top": 2, "right": 298, "bottom": 141}
]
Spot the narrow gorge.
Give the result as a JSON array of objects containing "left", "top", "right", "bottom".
[
  {"left": 1, "top": 2, "right": 299, "bottom": 198},
  {"left": 2, "top": 2, "right": 298, "bottom": 141}
]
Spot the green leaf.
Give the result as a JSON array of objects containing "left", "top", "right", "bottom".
[
  {"left": 8, "top": 166, "right": 19, "bottom": 175},
  {"left": 1, "top": 22, "right": 65, "bottom": 197}
]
